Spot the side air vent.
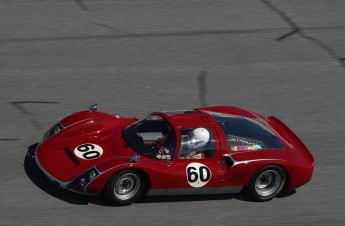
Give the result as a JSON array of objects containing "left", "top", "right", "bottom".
[{"left": 224, "top": 155, "right": 234, "bottom": 168}]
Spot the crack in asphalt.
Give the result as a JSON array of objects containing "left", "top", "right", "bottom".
[
  {"left": 261, "top": 0, "right": 345, "bottom": 69},
  {"left": 2, "top": 26, "right": 345, "bottom": 43},
  {"left": 74, "top": 0, "right": 89, "bottom": 11},
  {"left": 10, "top": 101, "right": 59, "bottom": 131},
  {"left": 11, "top": 101, "right": 59, "bottom": 115},
  {"left": 275, "top": 29, "right": 299, "bottom": 41},
  {"left": 0, "top": 139, "right": 20, "bottom": 141},
  {"left": 198, "top": 71, "right": 208, "bottom": 107},
  {"left": 91, "top": 22, "right": 117, "bottom": 31}
]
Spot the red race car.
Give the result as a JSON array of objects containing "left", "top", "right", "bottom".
[{"left": 34, "top": 104, "right": 314, "bottom": 205}]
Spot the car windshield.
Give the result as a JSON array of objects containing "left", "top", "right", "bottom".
[
  {"left": 122, "top": 114, "right": 176, "bottom": 160},
  {"left": 209, "top": 112, "right": 284, "bottom": 151}
]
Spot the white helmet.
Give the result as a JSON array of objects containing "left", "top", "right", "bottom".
[{"left": 189, "top": 128, "right": 210, "bottom": 149}]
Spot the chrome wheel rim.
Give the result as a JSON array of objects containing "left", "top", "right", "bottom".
[
  {"left": 255, "top": 170, "right": 281, "bottom": 197},
  {"left": 114, "top": 173, "right": 140, "bottom": 200}
]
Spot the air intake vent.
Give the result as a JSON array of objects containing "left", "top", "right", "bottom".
[
  {"left": 65, "top": 148, "right": 80, "bottom": 166},
  {"left": 224, "top": 155, "right": 234, "bottom": 168}
]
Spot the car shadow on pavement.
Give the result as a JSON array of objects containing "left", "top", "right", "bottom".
[
  {"left": 24, "top": 143, "right": 110, "bottom": 206},
  {"left": 24, "top": 143, "right": 296, "bottom": 206},
  {"left": 137, "top": 193, "right": 240, "bottom": 204},
  {"left": 276, "top": 189, "right": 296, "bottom": 198},
  {"left": 136, "top": 185, "right": 295, "bottom": 204}
]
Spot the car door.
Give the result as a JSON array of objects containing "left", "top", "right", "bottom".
[{"left": 174, "top": 127, "right": 225, "bottom": 189}]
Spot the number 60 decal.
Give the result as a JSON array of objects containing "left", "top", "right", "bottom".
[
  {"left": 74, "top": 143, "right": 103, "bottom": 160},
  {"left": 186, "top": 163, "right": 212, "bottom": 188}
]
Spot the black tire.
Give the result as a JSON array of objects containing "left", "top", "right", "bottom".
[
  {"left": 245, "top": 165, "right": 286, "bottom": 201},
  {"left": 105, "top": 170, "right": 147, "bottom": 206}
]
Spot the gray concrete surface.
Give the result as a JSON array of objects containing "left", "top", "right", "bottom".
[{"left": 1, "top": 0, "right": 345, "bottom": 225}]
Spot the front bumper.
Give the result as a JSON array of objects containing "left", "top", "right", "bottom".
[{"left": 34, "top": 144, "right": 99, "bottom": 195}]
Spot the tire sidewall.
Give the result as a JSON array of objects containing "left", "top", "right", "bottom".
[
  {"left": 246, "top": 165, "right": 286, "bottom": 201},
  {"left": 105, "top": 169, "right": 146, "bottom": 206}
]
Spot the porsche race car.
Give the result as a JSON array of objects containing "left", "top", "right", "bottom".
[{"left": 33, "top": 105, "right": 314, "bottom": 205}]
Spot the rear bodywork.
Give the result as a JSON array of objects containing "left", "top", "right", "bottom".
[{"left": 198, "top": 106, "right": 314, "bottom": 190}]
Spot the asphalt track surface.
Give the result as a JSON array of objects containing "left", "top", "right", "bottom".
[{"left": 1, "top": 0, "right": 345, "bottom": 225}]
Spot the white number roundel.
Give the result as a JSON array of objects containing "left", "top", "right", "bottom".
[
  {"left": 186, "top": 163, "right": 212, "bottom": 188},
  {"left": 74, "top": 143, "right": 103, "bottom": 160}
]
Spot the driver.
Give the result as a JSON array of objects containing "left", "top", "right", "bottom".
[{"left": 183, "top": 127, "right": 210, "bottom": 159}]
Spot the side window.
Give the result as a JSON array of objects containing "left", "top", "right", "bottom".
[
  {"left": 178, "top": 128, "right": 215, "bottom": 159},
  {"left": 210, "top": 113, "right": 284, "bottom": 151}
]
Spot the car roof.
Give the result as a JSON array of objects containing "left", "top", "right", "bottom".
[
  {"left": 156, "top": 106, "right": 258, "bottom": 129},
  {"left": 197, "top": 106, "right": 258, "bottom": 118},
  {"left": 157, "top": 110, "right": 209, "bottom": 129}
]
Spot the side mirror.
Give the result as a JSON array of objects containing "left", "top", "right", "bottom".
[{"left": 129, "top": 153, "right": 140, "bottom": 162}]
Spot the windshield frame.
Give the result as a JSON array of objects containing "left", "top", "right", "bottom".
[{"left": 122, "top": 114, "right": 177, "bottom": 161}]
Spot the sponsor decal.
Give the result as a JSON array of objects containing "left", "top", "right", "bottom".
[
  {"left": 156, "top": 154, "right": 171, "bottom": 160},
  {"left": 186, "top": 163, "right": 211, "bottom": 188},
  {"left": 231, "top": 145, "right": 262, "bottom": 151},
  {"left": 74, "top": 143, "right": 103, "bottom": 160}
]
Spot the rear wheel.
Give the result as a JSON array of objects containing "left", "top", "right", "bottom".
[
  {"left": 245, "top": 165, "right": 286, "bottom": 201},
  {"left": 105, "top": 170, "right": 146, "bottom": 206}
]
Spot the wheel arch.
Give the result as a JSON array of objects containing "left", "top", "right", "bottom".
[
  {"left": 103, "top": 167, "right": 151, "bottom": 194},
  {"left": 127, "top": 168, "right": 151, "bottom": 195},
  {"left": 86, "top": 164, "right": 152, "bottom": 195},
  {"left": 102, "top": 167, "right": 152, "bottom": 205}
]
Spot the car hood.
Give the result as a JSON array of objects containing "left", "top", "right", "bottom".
[{"left": 36, "top": 111, "right": 137, "bottom": 182}]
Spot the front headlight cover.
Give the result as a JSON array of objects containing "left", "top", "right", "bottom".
[
  {"left": 43, "top": 122, "right": 63, "bottom": 141},
  {"left": 66, "top": 167, "right": 100, "bottom": 193}
]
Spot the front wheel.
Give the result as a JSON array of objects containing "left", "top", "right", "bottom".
[
  {"left": 105, "top": 170, "right": 147, "bottom": 206},
  {"left": 245, "top": 165, "right": 286, "bottom": 201}
]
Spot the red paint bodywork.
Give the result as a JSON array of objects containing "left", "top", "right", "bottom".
[{"left": 35, "top": 106, "right": 314, "bottom": 195}]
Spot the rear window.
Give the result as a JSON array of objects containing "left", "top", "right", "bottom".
[{"left": 210, "top": 113, "right": 284, "bottom": 151}]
